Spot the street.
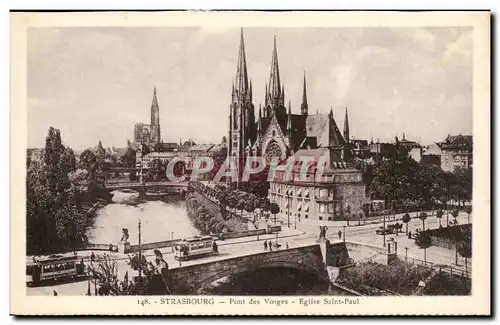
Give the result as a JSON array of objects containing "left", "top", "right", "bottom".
[{"left": 27, "top": 210, "right": 471, "bottom": 296}]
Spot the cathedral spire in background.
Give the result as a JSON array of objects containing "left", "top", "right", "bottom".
[
  {"left": 301, "top": 71, "right": 308, "bottom": 116},
  {"left": 150, "top": 86, "right": 161, "bottom": 143},
  {"left": 235, "top": 28, "right": 249, "bottom": 99}
]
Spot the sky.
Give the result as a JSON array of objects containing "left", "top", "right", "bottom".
[{"left": 27, "top": 27, "right": 472, "bottom": 150}]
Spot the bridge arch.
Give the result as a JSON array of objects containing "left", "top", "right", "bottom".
[{"left": 196, "top": 260, "right": 323, "bottom": 293}]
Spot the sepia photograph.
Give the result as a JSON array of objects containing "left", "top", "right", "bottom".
[{"left": 10, "top": 11, "right": 490, "bottom": 315}]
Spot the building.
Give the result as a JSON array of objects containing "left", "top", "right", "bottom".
[
  {"left": 225, "top": 29, "right": 366, "bottom": 222},
  {"left": 228, "top": 29, "right": 351, "bottom": 169},
  {"left": 268, "top": 147, "right": 367, "bottom": 222},
  {"left": 438, "top": 134, "right": 473, "bottom": 172},
  {"left": 420, "top": 143, "right": 442, "bottom": 167},
  {"left": 398, "top": 133, "right": 421, "bottom": 152},
  {"left": 133, "top": 87, "right": 161, "bottom": 146},
  {"left": 369, "top": 141, "right": 396, "bottom": 160},
  {"left": 350, "top": 139, "right": 370, "bottom": 159}
]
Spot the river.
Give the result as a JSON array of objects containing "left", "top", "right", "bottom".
[
  {"left": 87, "top": 191, "right": 200, "bottom": 245},
  {"left": 87, "top": 190, "right": 353, "bottom": 296}
]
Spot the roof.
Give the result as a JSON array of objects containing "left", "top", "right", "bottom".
[
  {"left": 157, "top": 142, "right": 180, "bottom": 150},
  {"left": 182, "top": 236, "right": 214, "bottom": 242},
  {"left": 188, "top": 144, "right": 214, "bottom": 152},
  {"left": 305, "top": 113, "right": 346, "bottom": 148},
  {"left": 289, "top": 148, "right": 358, "bottom": 175},
  {"left": 439, "top": 134, "right": 473, "bottom": 150}
]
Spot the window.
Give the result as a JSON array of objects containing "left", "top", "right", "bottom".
[
  {"left": 305, "top": 214, "right": 309, "bottom": 219},
  {"left": 272, "top": 130, "right": 276, "bottom": 137},
  {"left": 319, "top": 204, "right": 326, "bottom": 213},
  {"left": 319, "top": 216, "right": 323, "bottom": 220}
]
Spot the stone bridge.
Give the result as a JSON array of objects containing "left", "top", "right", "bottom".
[
  {"left": 105, "top": 181, "right": 188, "bottom": 191},
  {"left": 165, "top": 244, "right": 330, "bottom": 294},
  {"left": 163, "top": 240, "right": 390, "bottom": 294}
]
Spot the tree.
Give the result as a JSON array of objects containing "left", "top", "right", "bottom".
[
  {"left": 79, "top": 149, "right": 99, "bottom": 178},
  {"left": 245, "top": 201, "right": 256, "bottom": 222},
  {"left": 419, "top": 212, "right": 428, "bottom": 231},
  {"left": 436, "top": 209, "right": 444, "bottom": 227},
  {"left": 60, "top": 147, "right": 77, "bottom": 174},
  {"left": 91, "top": 254, "right": 167, "bottom": 295},
  {"left": 270, "top": 202, "right": 280, "bottom": 225},
  {"left": 402, "top": 212, "right": 411, "bottom": 234},
  {"left": 465, "top": 206, "right": 472, "bottom": 224},
  {"left": 345, "top": 205, "right": 351, "bottom": 226},
  {"left": 456, "top": 227, "right": 472, "bottom": 275},
  {"left": 451, "top": 209, "right": 459, "bottom": 226},
  {"left": 414, "top": 230, "right": 433, "bottom": 264}
]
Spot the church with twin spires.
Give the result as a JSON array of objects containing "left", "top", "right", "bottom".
[
  {"left": 228, "top": 29, "right": 352, "bottom": 164},
  {"left": 228, "top": 29, "right": 367, "bottom": 222}
]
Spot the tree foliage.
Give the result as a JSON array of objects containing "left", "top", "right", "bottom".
[{"left": 26, "top": 127, "right": 106, "bottom": 254}]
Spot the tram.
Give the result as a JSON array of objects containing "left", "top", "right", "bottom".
[
  {"left": 174, "top": 236, "right": 218, "bottom": 261},
  {"left": 26, "top": 255, "right": 86, "bottom": 287}
]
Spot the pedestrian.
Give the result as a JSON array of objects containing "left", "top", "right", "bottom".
[
  {"left": 338, "top": 230, "right": 342, "bottom": 240},
  {"left": 286, "top": 242, "right": 289, "bottom": 249},
  {"left": 263, "top": 240, "right": 268, "bottom": 251},
  {"left": 90, "top": 252, "right": 95, "bottom": 264},
  {"left": 408, "top": 230, "right": 412, "bottom": 239},
  {"left": 269, "top": 244, "right": 273, "bottom": 252}
]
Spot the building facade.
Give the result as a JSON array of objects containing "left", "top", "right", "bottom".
[
  {"left": 438, "top": 134, "right": 473, "bottom": 172},
  {"left": 268, "top": 148, "right": 367, "bottom": 222}
]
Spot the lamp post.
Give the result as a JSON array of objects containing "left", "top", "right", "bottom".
[
  {"left": 171, "top": 231, "right": 174, "bottom": 253},
  {"left": 405, "top": 247, "right": 408, "bottom": 263},
  {"left": 275, "top": 232, "right": 278, "bottom": 246},
  {"left": 383, "top": 212, "right": 386, "bottom": 247},
  {"left": 343, "top": 225, "right": 346, "bottom": 242},
  {"left": 138, "top": 218, "right": 142, "bottom": 282},
  {"left": 287, "top": 188, "right": 291, "bottom": 228}
]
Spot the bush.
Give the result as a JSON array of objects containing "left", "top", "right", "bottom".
[
  {"left": 424, "top": 272, "right": 471, "bottom": 295},
  {"left": 335, "top": 260, "right": 433, "bottom": 296}
]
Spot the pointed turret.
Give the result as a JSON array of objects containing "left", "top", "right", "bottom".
[
  {"left": 248, "top": 79, "right": 253, "bottom": 102},
  {"left": 257, "top": 105, "right": 263, "bottom": 132},
  {"left": 301, "top": 72, "right": 308, "bottom": 116},
  {"left": 329, "top": 107, "right": 333, "bottom": 118},
  {"left": 269, "top": 35, "right": 281, "bottom": 101},
  {"left": 343, "top": 107, "right": 350, "bottom": 143},
  {"left": 235, "top": 28, "right": 249, "bottom": 99},
  {"left": 287, "top": 100, "right": 292, "bottom": 131}
]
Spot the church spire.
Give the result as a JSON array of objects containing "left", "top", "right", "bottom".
[
  {"left": 235, "top": 28, "right": 249, "bottom": 99},
  {"left": 268, "top": 35, "right": 281, "bottom": 101},
  {"left": 343, "top": 107, "right": 350, "bottom": 143},
  {"left": 150, "top": 86, "right": 160, "bottom": 143},
  {"left": 301, "top": 72, "right": 308, "bottom": 116}
]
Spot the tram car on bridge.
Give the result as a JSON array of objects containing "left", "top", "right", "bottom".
[
  {"left": 26, "top": 255, "right": 86, "bottom": 287},
  {"left": 174, "top": 236, "right": 218, "bottom": 261}
]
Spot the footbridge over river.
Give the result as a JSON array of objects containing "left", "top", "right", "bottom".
[{"left": 163, "top": 240, "right": 392, "bottom": 294}]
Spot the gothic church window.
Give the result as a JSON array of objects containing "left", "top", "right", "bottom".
[{"left": 265, "top": 141, "right": 282, "bottom": 160}]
